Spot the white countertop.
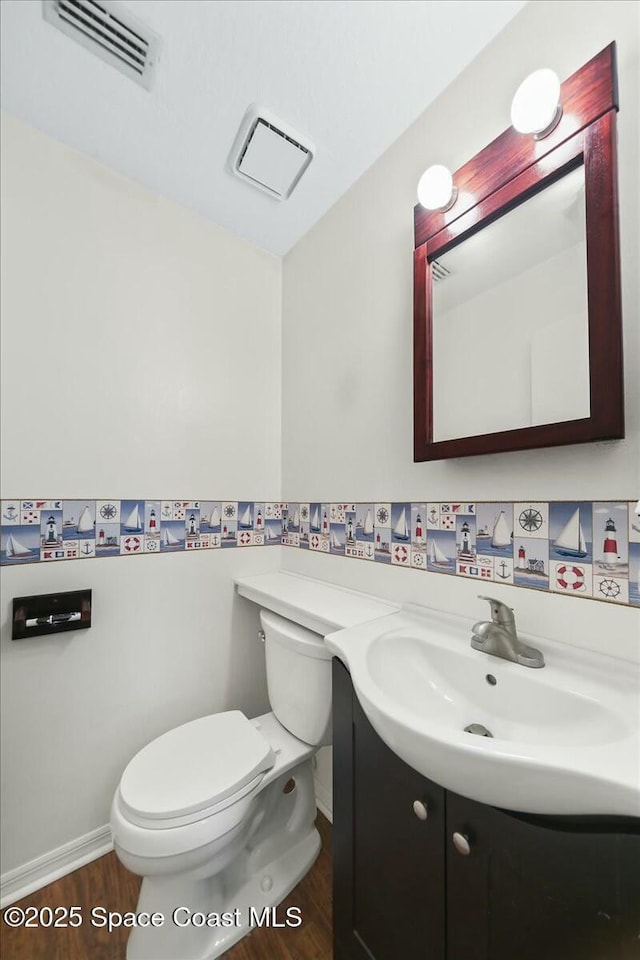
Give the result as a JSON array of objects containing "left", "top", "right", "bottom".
[{"left": 234, "top": 571, "right": 398, "bottom": 636}]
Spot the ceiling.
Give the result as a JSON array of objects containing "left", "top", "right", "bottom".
[{"left": 0, "top": 0, "right": 526, "bottom": 255}]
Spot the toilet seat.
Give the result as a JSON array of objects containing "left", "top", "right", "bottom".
[{"left": 119, "top": 711, "right": 275, "bottom": 828}]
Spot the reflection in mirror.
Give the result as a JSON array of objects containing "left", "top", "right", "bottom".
[{"left": 431, "top": 164, "right": 589, "bottom": 442}]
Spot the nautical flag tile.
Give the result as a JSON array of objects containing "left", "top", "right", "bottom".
[
  {"left": 42, "top": 541, "right": 78, "bottom": 562},
  {"left": 593, "top": 575, "right": 629, "bottom": 604},
  {"left": 172, "top": 502, "right": 187, "bottom": 521},
  {"left": 514, "top": 502, "right": 549, "bottom": 540},
  {"left": 346, "top": 541, "right": 375, "bottom": 561},
  {"left": 551, "top": 561, "right": 592, "bottom": 596},
  {"left": 282, "top": 532, "right": 300, "bottom": 547},
  {"left": 97, "top": 500, "right": 121, "bottom": 524},
  {"left": 21, "top": 507, "right": 41, "bottom": 525}
]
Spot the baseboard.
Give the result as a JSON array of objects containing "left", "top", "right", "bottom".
[
  {"left": 0, "top": 825, "right": 113, "bottom": 908},
  {"left": 314, "top": 778, "right": 333, "bottom": 824}
]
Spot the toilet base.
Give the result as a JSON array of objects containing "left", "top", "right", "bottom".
[{"left": 124, "top": 759, "right": 321, "bottom": 960}]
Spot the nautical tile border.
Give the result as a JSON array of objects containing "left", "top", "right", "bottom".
[{"left": 1, "top": 499, "right": 639, "bottom": 608}]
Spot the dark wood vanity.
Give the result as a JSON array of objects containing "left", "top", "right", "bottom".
[{"left": 332, "top": 660, "right": 640, "bottom": 960}]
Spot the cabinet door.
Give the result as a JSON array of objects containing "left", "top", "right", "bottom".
[
  {"left": 446, "top": 791, "right": 640, "bottom": 960},
  {"left": 333, "top": 659, "right": 446, "bottom": 960}
]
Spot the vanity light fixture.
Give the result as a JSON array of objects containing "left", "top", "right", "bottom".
[
  {"left": 417, "top": 164, "right": 458, "bottom": 212},
  {"left": 510, "top": 68, "right": 562, "bottom": 139}
]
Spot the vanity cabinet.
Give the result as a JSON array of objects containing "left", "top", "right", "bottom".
[{"left": 333, "top": 660, "right": 640, "bottom": 960}]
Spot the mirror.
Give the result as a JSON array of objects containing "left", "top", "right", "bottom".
[
  {"left": 413, "top": 43, "right": 624, "bottom": 462},
  {"left": 432, "top": 165, "right": 589, "bottom": 441}
]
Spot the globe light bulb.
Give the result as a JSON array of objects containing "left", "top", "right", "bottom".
[
  {"left": 511, "top": 68, "right": 562, "bottom": 138},
  {"left": 417, "top": 165, "right": 457, "bottom": 211}
]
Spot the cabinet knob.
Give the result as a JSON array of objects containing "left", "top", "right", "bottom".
[
  {"left": 412, "top": 800, "right": 428, "bottom": 821},
  {"left": 452, "top": 832, "right": 471, "bottom": 855}
]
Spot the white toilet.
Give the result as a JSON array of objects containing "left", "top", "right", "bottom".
[{"left": 110, "top": 609, "right": 332, "bottom": 960}]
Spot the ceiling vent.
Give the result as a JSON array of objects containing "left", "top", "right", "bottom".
[
  {"left": 42, "top": 0, "right": 160, "bottom": 90},
  {"left": 229, "top": 107, "right": 314, "bottom": 201},
  {"left": 431, "top": 260, "right": 452, "bottom": 282}
]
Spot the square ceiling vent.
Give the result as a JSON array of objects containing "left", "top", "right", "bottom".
[{"left": 229, "top": 107, "right": 314, "bottom": 201}]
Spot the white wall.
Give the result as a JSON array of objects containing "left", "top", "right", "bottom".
[
  {"left": 0, "top": 113, "right": 281, "bottom": 875},
  {"left": 281, "top": 0, "right": 639, "bottom": 669}
]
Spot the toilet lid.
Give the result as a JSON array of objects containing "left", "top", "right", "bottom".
[{"left": 119, "top": 711, "right": 275, "bottom": 821}]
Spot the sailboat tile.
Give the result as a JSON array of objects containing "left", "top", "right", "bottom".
[
  {"left": 160, "top": 520, "right": 185, "bottom": 552},
  {"left": 120, "top": 533, "right": 144, "bottom": 555},
  {"left": 411, "top": 504, "right": 426, "bottom": 550},
  {"left": 628, "top": 501, "right": 640, "bottom": 543},
  {"left": 121, "top": 500, "right": 145, "bottom": 536},
  {"left": 513, "top": 536, "right": 549, "bottom": 590},
  {"left": 390, "top": 503, "right": 411, "bottom": 544},
  {"left": 475, "top": 503, "right": 513, "bottom": 557},
  {"left": 426, "top": 530, "right": 455, "bottom": 574},
  {"left": 330, "top": 522, "right": 345, "bottom": 555},
  {"left": 549, "top": 502, "right": 592, "bottom": 564},
  {"left": 490, "top": 556, "right": 514, "bottom": 584},
  {"left": 200, "top": 502, "right": 222, "bottom": 533},
  {"left": 97, "top": 500, "right": 121, "bottom": 524},
  {"left": 593, "top": 575, "right": 629, "bottom": 604},
  {"left": 78, "top": 539, "right": 96, "bottom": 559},
  {"left": 264, "top": 518, "right": 281, "bottom": 545},
  {"left": 237, "top": 501, "right": 254, "bottom": 531},
  {"left": 95, "top": 522, "right": 120, "bottom": 556},
  {"left": 514, "top": 502, "right": 549, "bottom": 540},
  {"left": 1, "top": 523, "right": 41, "bottom": 564},
  {"left": 143, "top": 536, "right": 160, "bottom": 554},
  {"left": 308, "top": 503, "right": 322, "bottom": 536},
  {"left": 62, "top": 501, "right": 95, "bottom": 540},
  {"left": 144, "top": 501, "right": 162, "bottom": 537},
  {"left": 628, "top": 543, "right": 640, "bottom": 606},
  {"left": 426, "top": 504, "right": 441, "bottom": 530},
  {"left": 355, "top": 504, "right": 375, "bottom": 543},
  {"left": 550, "top": 561, "right": 592, "bottom": 597},
  {"left": 456, "top": 515, "right": 477, "bottom": 562},
  {"left": 374, "top": 503, "right": 391, "bottom": 528},
  {"left": 286, "top": 503, "right": 301, "bottom": 533},
  {"left": 1, "top": 501, "right": 21, "bottom": 525},
  {"left": 391, "top": 542, "right": 411, "bottom": 566},
  {"left": 592, "top": 502, "right": 629, "bottom": 576}
]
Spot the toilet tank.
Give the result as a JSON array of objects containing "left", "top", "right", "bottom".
[{"left": 260, "top": 609, "right": 332, "bottom": 746}]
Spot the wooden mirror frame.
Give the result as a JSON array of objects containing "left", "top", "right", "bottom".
[{"left": 413, "top": 43, "right": 623, "bottom": 462}]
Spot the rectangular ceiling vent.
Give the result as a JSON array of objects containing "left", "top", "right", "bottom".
[
  {"left": 42, "top": 0, "right": 160, "bottom": 90},
  {"left": 229, "top": 107, "right": 314, "bottom": 201},
  {"left": 431, "top": 260, "right": 452, "bottom": 282}
]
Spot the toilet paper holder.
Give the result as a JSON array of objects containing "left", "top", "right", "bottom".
[{"left": 12, "top": 589, "right": 92, "bottom": 640}]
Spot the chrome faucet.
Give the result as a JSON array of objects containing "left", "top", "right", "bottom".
[{"left": 471, "top": 596, "right": 545, "bottom": 668}]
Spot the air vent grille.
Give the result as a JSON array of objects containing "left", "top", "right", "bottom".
[
  {"left": 431, "top": 260, "right": 452, "bottom": 282},
  {"left": 42, "top": 0, "right": 160, "bottom": 90},
  {"left": 229, "top": 106, "right": 314, "bottom": 201}
]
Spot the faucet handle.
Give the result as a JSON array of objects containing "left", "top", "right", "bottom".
[{"left": 478, "top": 595, "right": 515, "bottom": 626}]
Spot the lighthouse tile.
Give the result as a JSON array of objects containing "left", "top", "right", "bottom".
[
  {"left": 551, "top": 561, "right": 592, "bottom": 596},
  {"left": 40, "top": 509, "right": 63, "bottom": 549},
  {"left": 513, "top": 536, "right": 549, "bottom": 590},
  {"left": 593, "top": 575, "right": 629, "bottom": 605},
  {"left": 144, "top": 501, "right": 161, "bottom": 535},
  {"left": 63, "top": 500, "right": 95, "bottom": 540},
  {"left": 344, "top": 508, "right": 357, "bottom": 548},
  {"left": 514, "top": 502, "right": 549, "bottom": 540},
  {"left": 592, "top": 502, "right": 629, "bottom": 575},
  {"left": 411, "top": 503, "right": 427, "bottom": 549},
  {"left": 95, "top": 523, "right": 120, "bottom": 556},
  {"left": 97, "top": 500, "right": 121, "bottom": 523},
  {"left": 456, "top": 514, "right": 477, "bottom": 561},
  {"left": 184, "top": 506, "right": 201, "bottom": 539},
  {"left": 628, "top": 501, "right": 640, "bottom": 543},
  {"left": 549, "top": 501, "right": 593, "bottom": 564},
  {"left": 220, "top": 517, "right": 237, "bottom": 547},
  {"left": 253, "top": 503, "right": 266, "bottom": 536}
]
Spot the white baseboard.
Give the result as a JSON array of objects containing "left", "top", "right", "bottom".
[
  {"left": 1, "top": 825, "right": 113, "bottom": 908},
  {"left": 314, "top": 778, "right": 333, "bottom": 824}
]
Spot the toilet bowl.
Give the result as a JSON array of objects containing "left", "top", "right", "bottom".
[{"left": 110, "top": 609, "right": 332, "bottom": 960}]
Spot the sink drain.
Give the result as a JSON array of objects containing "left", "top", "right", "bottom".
[{"left": 464, "top": 723, "right": 493, "bottom": 738}]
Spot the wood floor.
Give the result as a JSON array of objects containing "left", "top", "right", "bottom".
[{"left": 1, "top": 815, "right": 332, "bottom": 960}]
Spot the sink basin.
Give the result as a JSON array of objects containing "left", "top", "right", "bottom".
[{"left": 326, "top": 606, "right": 640, "bottom": 816}]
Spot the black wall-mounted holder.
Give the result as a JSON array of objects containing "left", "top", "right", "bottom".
[{"left": 12, "top": 589, "right": 92, "bottom": 640}]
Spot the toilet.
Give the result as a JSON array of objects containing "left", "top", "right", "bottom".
[{"left": 110, "top": 609, "right": 332, "bottom": 960}]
